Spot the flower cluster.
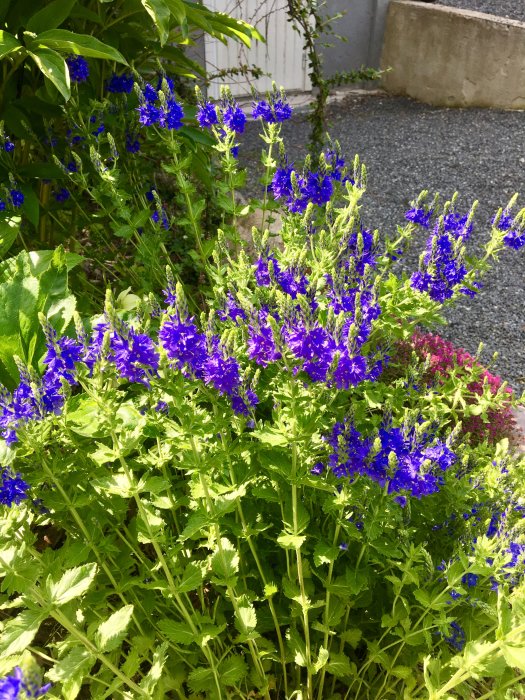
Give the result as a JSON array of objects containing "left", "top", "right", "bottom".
[
  {"left": 137, "top": 76, "right": 184, "bottom": 130},
  {"left": 410, "top": 207, "right": 474, "bottom": 302},
  {"left": 252, "top": 89, "right": 293, "bottom": 123},
  {"left": 270, "top": 149, "right": 351, "bottom": 213},
  {"left": 0, "top": 468, "right": 30, "bottom": 507},
  {"left": 106, "top": 72, "right": 135, "bottom": 94},
  {"left": 493, "top": 208, "right": 525, "bottom": 250},
  {"left": 319, "top": 416, "right": 457, "bottom": 501},
  {"left": 0, "top": 666, "right": 50, "bottom": 698},
  {"left": 66, "top": 55, "right": 89, "bottom": 83},
  {"left": 197, "top": 95, "right": 246, "bottom": 134}
]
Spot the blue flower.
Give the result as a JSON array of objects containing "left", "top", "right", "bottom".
[
  {"left": 197, "top": 102, "right": 219, "bottom": 128},
  {"left": 203, "top": 352, "right": 241, "bottom": 396},
  {"left": 4, "top": 139, "right": 14, "bottom": 153},
  {"left": 252, "top": 95, "right": 292, "bottom": 123},
  {"left": 125, "top": 133, "right": 141, "bottom": 153},
  {"left": 137, "top": 103, "right": 160, "bottom": 127},
  {"left": 66, "top": 55, "right": 89, "bottom": 83},
  {"left": 223, "top": 104, "right": 246, "bottom": 133},
  {"left": 9, "top": 190, "right": 24, "bottom": 208},
  {"left": 405, "top": 207, "right": 433, "bottom": 228},
  {"left": 159, "top": 100, "right": 184, "bottom": 130},
  {"left": 159, "top": 315, "right": 208, "bottom": 377},
  {"left": 0, "top": 666, "right": 51, "bottom": 698},
  {"left": 461, "top": 573, "right": 479, "bottom": 587},
  {"left": 106, "top": 72, "right": 135, "bottom": 94},
  {"left": 143, "top": 83, "right": 158, "bottom": 103},
  {"left": 0, "top": 200, "right": 5, "bottom": 211},
  {"left": 0, "top": 468, "right": 30, "bottom": 507},
  {"left": 111, "top": 328, "right": 159, "bottom": 385},
  {"left": 443, "top": 621, "right": 465, "bottom": 651},
  {"left": 248, "top": 311, "right": 281, "bottom": 366},
  {"left": 53, "top": 188, "right": 70, "bottom": 203},
  {"left": 151, "top": 209, "right": 170, "bottom": 229}
]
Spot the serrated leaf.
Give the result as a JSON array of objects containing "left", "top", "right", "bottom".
[
  {"left": 313, "top": 646, "right": 329, "bottom": 673},
  {"left": 187, "top": 667, "right": 215, "bottom": 693},
  {"left": 235, "top": 605, "right": 257, "bottom": 634},
  {"left": 220, "top": 655, "right": 248, "bottom": 686},
  {"left": 313, "top": 541, "right": 340, "bottom": 566},
  {"left": 158, "top": 619, "right": 196, "bottom": 646},
  {"left": 0, "top": 609, "right": 44, "bottom": 656},
  {"left": 140, "top": 642, "right": 168, "bottom": 696},
  {"left": 48, "top": 563, "right": 97, "bottom": 605},
  {"left": 252, "top": 428, "right": 288, "bottom": 446},
  {"left": 264, "top": 582, "right": 278, "bottom": 598},
  {"left": 46, "top": 647, "right": 95, "bottom": 700},
  {"left": 502, "top": 643, "right": 525, "bottom": 673},
  {"left": 341, "top": 628, "right": 362, "bottom": 649},
  {"left": 210, "top": 538, "right": 239, "bottom": 583},
  {"left": 95, "top": 605, "right": 134, "bottom": 652},
  {"left": 326, "top": 651, "right": 356, "bottom": 679},
  {"left": 177, "top": 562, "right": 204, "bottom": 592},
  {"left": 277, "top": 532, "right": 306, "bottom": 550}
]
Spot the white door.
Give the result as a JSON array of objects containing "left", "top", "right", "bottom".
[{"left": 205, "top": 0, "right": 311, "bottom": 98}]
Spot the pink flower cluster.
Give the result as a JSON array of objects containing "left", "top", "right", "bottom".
[{"left": 405, "top": 331, "right": 518, "bottom": 446}]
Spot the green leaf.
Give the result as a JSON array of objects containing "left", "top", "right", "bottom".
[
  {"left": 139, "top": 642, "right": 168, "bottom": 696},
  {"left": 66, "top": 395, "right": 106, "bottom": 438},
  {"left": 164, "top": 0, "right": 186, "bottom": 24},
  {"left": 95, "top": 605, "right": 134, "bottom": 652},
  {"left": 314, "top": 541, "right": 339, "bottom": 566},
  {"left": 277, "top": 532, "right": 306, "bottom": 550},
  {"left": 0, "top": 30, "right": 23, "bottom": 60},
  {"left": 31, "top": 30, "right": 127, "bottom": 64},
  {"left": 313, "top": 646, "right": 329, "bottom": 673},
  {"left": 341, "top": 628, "right": 362, "bottom": 649},
  {"left": 188, "top": 667, "right": 215, "bottom": 693},
  {"left": 141, "top": 0, "right": 171, "bottom": 45},
  {"left": 210, "top": 538, "right": 239, "bottom": 584},
  {"left": 158, "top": 619, "right": 196, "bottom": 646},
  {"left": 28, "top": 49, "right": 70, "bottom": 101},
  {"left": 20, "top": 184, "right": 40, "bottom": 228},
  {"left": 252, "top": 428, "right": 288, "bottom": 446},
  {"left": 48, "top": 563, "right": 98, "bottom": 605},
  {"left": 177, "top": 562, "right": 204, "bottom": 593},
  {"left": 220, "top": 655, "right": 248, "bottom": 687},
  {"left": 0, "top": 217, "right": 20, "bottom": 259},
  {"left": 326, "top": 652, "right": 356, "bottom": 679},
  {"left": 502, "top": 644, "right": 525, "bottom": 673},
  {"left": 26, "top": 0, "right": 77, "bottom": 33},
  {"left": 47, "top": 647, "right": 96, "bottom": 700},
  {"left": 235, "top": 605, "right": 257, "bottom": 634},
  {"left": 0, "top": 609, "right": 44, "bottom": 656}
]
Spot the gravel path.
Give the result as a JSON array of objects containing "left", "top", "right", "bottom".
[
  {"left": 435, "top": 0, "right": 525, "bottom": 23},
  {"left": 239, "top": 94, "right": 525, "bottom": 391}
]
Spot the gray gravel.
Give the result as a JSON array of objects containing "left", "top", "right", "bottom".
[
  {"left": 435, "top": 0, "right": 525, "bottom": 23},
  {"left": 239, "top": 94, "right": 525, "bottom": 392}
]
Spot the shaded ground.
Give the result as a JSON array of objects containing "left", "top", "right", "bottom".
[{"left": 239, "top": 93, "right": 525, "bottom": 391}]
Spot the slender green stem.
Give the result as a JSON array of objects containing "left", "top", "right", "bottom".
[{"left": 315, "top": 521, "right": 341, "bottom": 700}]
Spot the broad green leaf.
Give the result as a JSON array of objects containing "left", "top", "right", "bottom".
[
  {"left": 46, "top": 647, "right": 96, "bottom": 700},
  {"left": 139, "top": 642, "right": 168, "bottom": 696},
  {"left": 28, "top": 249, "right": 82, "bottom": 274},
  {"left": 277, "top": 532, "right": 306, "bottom": 550},
  {"left": 0, "top": 30, "right": 23, "bottom": 60},
  {"left": 28, "top": 49, "right": 70, "bottom": 101},
  {"left": 252, "top": 428, "right": 288, "bottom": 446},
  {"left": 31, "top": 30, "right": 127, "bottom": 64},
  {"left": 137, "top": 501, "right": 164, "bottom": 543},
  {"left": 235, "top": 605, "right": 256, "bottom": 634},
  {"left": 287, "top": 627, "right": 307, "bottom": 667},
  {"left": 48, "top": 563, "right": 97, "bottom": 605},
  {"left": 66, "top": 395, "right": 106, "bottom": 438},
  {"left": 326, "top": 651, "right": 356, "bottom": 679},
  {"left": 177, "top": 562, "right": 204, "bottom": 592},
  {"left": 26, "top": 0, "right": 77, "bottom": 33},
  {"left": 95, "top": 605, "right": 134, "bottom": 652},
  {"left": 313, "top": 646, "right": 329, "bottom": 673},
  {"left": 89, "top": 444, "right": 118, "bottom": 467},
  {"left": 502, "top": 643, "right": 525, "bottom": 673},
  {"left": 0, "top": 609, "right": 44, "bottom": 656},
  {"left": 210, "top": 538, "right": 239, "bottom": 584},
  {"left": 20, "top": 184, "right": 40, "bottom": 228},
  {"left": 158, "top": 620, "right": 196, "bottom": 645},
  {"left": 141, "top": 0, "right": 171, "bottom": 45},
  {"left": 164, "top": 0, "right": 186, "bottom": 24},
  {"left": 187, "top": 667, "right": 215, "bottom": 693},
  {"left": 220, "top": 655, "right": 248, "bottom": 686},
  {"left": 0, "top": 217, "right": 20, "bottom": 259},
  {"left": 313, "top": 541, "right": 340, "bottom": 567},
  {"left": 341, "top": 628, "right": 362, "bottom": 649}
]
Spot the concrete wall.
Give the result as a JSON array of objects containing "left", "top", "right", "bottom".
[
  {"left": 319, "top": 0, "right": 391, "bottom": 78},
  {"left": 381, "top": 0, "right": 525, "bottom": 108}
]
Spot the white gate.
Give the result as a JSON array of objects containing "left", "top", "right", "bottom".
[{"left": 205, "top": 0, "right": 311, "bottom": 98}]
